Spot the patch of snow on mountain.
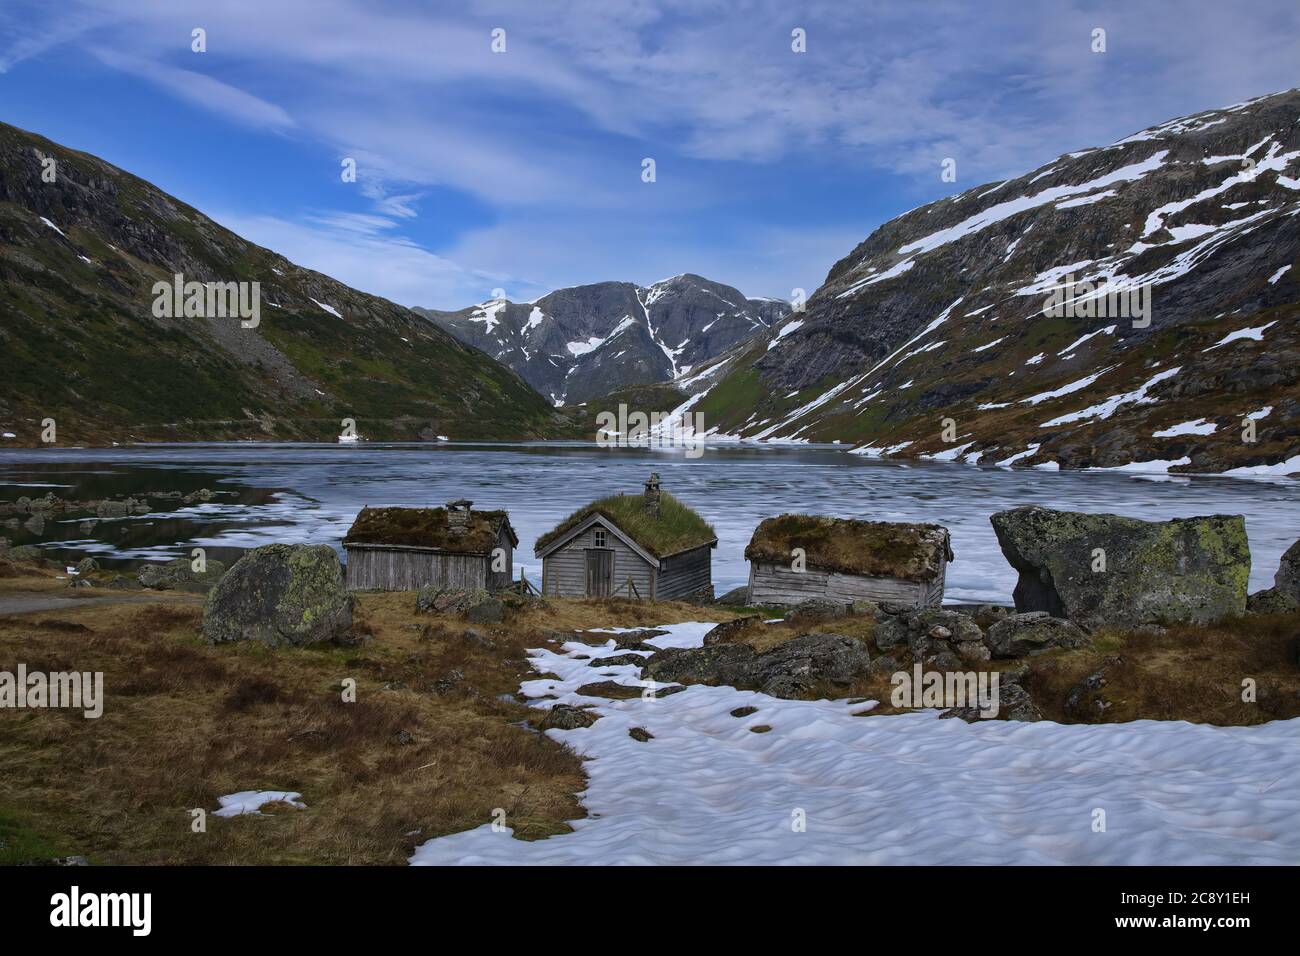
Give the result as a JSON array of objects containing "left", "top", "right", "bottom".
[
  {"left": 1203, "top": 321, "right": 1277, "bottom": 351},
  {"left": 1153, "top": 418, "right": 1217, "bottom": 438},
  {"left": 1041, "top": 367, "right": 1181, "bottom": 427}
]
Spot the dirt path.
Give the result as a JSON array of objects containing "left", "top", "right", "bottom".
[{"left": 0, "top": 589, "right": 203, "bottom": 617}]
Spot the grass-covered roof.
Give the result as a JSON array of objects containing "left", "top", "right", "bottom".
[
  {"left": 343, "top": 506, "right": 514, "bottom": 554},
  {"left": 535, "top": 492, "right": 716, "bottom": 559},
  {"left": 745, "top": 514, "right": 953, "bottom": 581}
]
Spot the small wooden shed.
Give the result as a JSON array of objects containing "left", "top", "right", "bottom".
[
  {"left": 534, "top": 474, "right": 716, "bottom": 600},
  {"left": 342, "top": 500, "right": 517, "bottom": 592},
  {"left": 745, "top": 514, "right": 953, "bottom": 608}
]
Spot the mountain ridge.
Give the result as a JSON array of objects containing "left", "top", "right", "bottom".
[
  {"left": 0, "top": 120, "right": 557, "bottom": 446},
  {"left": 687, "top": 88, "right": 1300, "bottom": 476},
  {"left": 417, "top": 273, "right": 790, "bottom": 405}
]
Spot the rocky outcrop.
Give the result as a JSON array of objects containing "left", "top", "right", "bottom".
[
  {"left": 138, "top": 556, "right": 227, "bottom": 593},
  {"left": 990, "top": 506, "right": 1249, "bottom": 630},
  {"left": 1247, "top": 539, "right": 1300, "bottom": 613},
  {"left": 202, "top": 544, "right": 352, "bottom": 647},
  {"left": 415, "top": 586, "right": 505, "bottom": 623},
  {"left": 539, "top": 704, "right": 599, "bottom": 730},
  {"left": 643, "top": 631, "right": 871, "bottom": 699},
  {"left": 986, "top": 612, "right": 1089, "bottom": 658}
]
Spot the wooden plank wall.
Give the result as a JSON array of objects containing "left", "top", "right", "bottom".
[
  {"left": 541, "top": 523, "right": 654, "bottom": 598},
  {"left": 748, "top": 561, "right": 944, "bottom": 608},
  {"left": 346, "top": 547, "right": 489, "bottom": 592},
  {"left": 657, "top": 544, "right": 713, "bottom": 600}
]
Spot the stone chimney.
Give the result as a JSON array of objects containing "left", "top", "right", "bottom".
[
  {"left": 643, "top": 473, "right": 661, "bottom": 518},
  {"left": 446, "top": 499, "right": 473, "bottom": 536}
]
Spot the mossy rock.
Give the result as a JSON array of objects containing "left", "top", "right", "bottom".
[
  {"left": 202, "top": 544, "right": 352, "bottom": 647},
  {"left": 990, "top": 506, "right": 1249, "bottom": 630}
]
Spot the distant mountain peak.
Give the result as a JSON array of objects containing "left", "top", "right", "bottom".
[{"left": 418, "top": 273, "right": 791, "bottom": 405}]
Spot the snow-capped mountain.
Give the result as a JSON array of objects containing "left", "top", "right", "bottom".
[
  {"left": 689, "top": 88, "right": 1300, "bottom": 476},
  {"left": 418, "top": 274, "right": 790, "bottom": 405}
]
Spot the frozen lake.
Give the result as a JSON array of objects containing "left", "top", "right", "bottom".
[{"left": 1, "top": 441, "right": 1297, "bottom": 603}]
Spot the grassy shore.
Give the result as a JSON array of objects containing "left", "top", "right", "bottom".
[{"left": 0, "top": 561, "right": 732, "bottom": 864}]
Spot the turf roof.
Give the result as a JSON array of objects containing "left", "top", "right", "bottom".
[
  {"left": 343, "top": 506, "right": 514, "bottom": 554},
  {"left": 745, "top": 514, "right": 953, "bottom": 581},
  {"left": 535, "top": 492, "right": 716, "bottom": 559}
]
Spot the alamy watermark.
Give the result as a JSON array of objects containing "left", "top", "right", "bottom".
[
  {"left": 1041, "top": 274, "right": 1152, "bottom": 329},
  {"left": 152, "top": 273, "right": 260, "bottom": 328},
  {"left": 891, "top": 664, "right": 1000, "bottom": 718},
  {"left": 595, "top": 403, "right": 706, "bottom": 459},
  {"left": 1, "top": 664, "right": 103, "bottom": 718}
]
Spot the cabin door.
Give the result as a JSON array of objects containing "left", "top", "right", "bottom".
[{"left": 585, "top": 549, "right": 613, "bottom": 597}]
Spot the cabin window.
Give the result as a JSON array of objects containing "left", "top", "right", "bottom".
[{"left": 593, "top": 529, "right": 607, "bottom": 548}]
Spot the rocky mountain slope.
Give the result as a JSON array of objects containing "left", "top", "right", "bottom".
[
  {"left": 418, "top": 274, "right": 789, "bottom": 405},
  {"left": 691, "top": 89, "right": 1300, "bottom": 476},
  {"left": 0, "top": 121, "right": 557, "bottom": 445}
]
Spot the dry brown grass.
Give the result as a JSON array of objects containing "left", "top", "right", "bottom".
[
  {"left": 0, "top": 575, "right": 738, "bottom": 865},
  {"left": 1023, "top": 613, "right": 1300, "bottom": 725}
]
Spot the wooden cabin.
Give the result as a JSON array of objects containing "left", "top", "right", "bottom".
[
  {"left": 534, "top": 474, "right": 716, "bottom": 600},
  {"left": 745, "top": 514, "right": 953, "bottom": 608},
  {"left": 342, "top": 500, "right": 517, "bottom": 592}
]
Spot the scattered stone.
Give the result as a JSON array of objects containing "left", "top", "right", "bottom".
[
  {"left": 138, "top": 556, "right": 227, "bottom": 593},
  {"left": 539, "top": 704, "right": 599, "bottom": 730},
  {"left": 986, "top": 612, "right": 1089, "bottom": 658},
  {"left": 730, "top": 706, "right": 758, "bottom": 718},
  {"left": 990, "top": 505, "right": 1250, "bottom": 630},
  {"left": 64, "top": 577, "right": 93, "bottom": 589},
  {"left": 392, "top": 729, "right": 415, "bottom": 745},
  {"left": 202, "top": 543, "right": 353, "bottom": 647},
  {"left": 75, "top": 557, "right": 99, "bottom": 574},
  {"left": 1065, "top": 656, "right": 1126, "bottom": 722},
  {"left": 628, "top": 727, "right": 654, "bottom": 742},
  {"left": 874, "top": 608, "right": 984, "bottom": 661},
  {"left": 575, "top": 679, "right": 684, "bottom": 700},
  {"left": 460, "top": 628, "right": 495, "bottom": 649},
  {"left": 784, "top": 598, "right": 849, "bottom": 624},
  {"left": 749, "top": 725, "right": 772, "bottom": 733},
  {"left": 703, "top": 615, "right": 762, "bottom": 646},
  {"left": 415, "top": 586, "right": 504, "bottom": 623},
  {"left": 587, "top": 653, "right": 646, "bottom": 667}
]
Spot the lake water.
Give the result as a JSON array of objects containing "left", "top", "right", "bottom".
[{"left": 1, "top": 442, "right": 1296, "bottom": 604}]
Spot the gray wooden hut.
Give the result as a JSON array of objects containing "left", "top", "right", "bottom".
[
  {"left": 534, "top": 474, "right": 716, "bottom": 600},
  {"left": 745, "top": 514, "right": 953, "bottom": 608},
  {"left": 343, "top": 500, "right": 517, "bottom": 592}
]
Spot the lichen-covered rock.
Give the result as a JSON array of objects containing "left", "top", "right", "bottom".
[
  {"left": 703, "top": 614, "right": 762, "bottom": 646},
  {"left": 415, "top": 586, "right": 503, "bottom": 622},
  {"left": 714, "top": 585, "right": 750, "bottom": 606},
  {"left": 138, "top": 556, "right": 227, "bottom": 593},
  {"left": 1247, "top": 539, "right": 1300, "bottom": 613},
  {"left": 990, "top": 506, "right": 1249, "bottom": 630},
  {"left": 539, "top": 704, "right": 598, "bottom": 730},
  {"left": 202, "top": 544, "right": 352, "bottom": 647},
  {"left": 644, "top": 631, "right": 870, "bottom": 699},
  {"left": 874, "top": 608, "right": 984, "bottom": 658},
  {"left": 986, "top": 612, "right": 1089, "bottom": 658}
]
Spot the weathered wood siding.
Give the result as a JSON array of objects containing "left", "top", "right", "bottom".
[
  {"left": 657, "top": 544, "right": 713, "bottom": 601},
  {"left": 541, "top": 523, "right": 655, "bottom": 598},
  {"left": 747, "top": 560, "right": 944, "bottom": 608},
  {"left": 345, "top": 546, "right": 489, "bottom": 592},
  {"left": 488, "top": 526, "right": 513, "bottom": 591}
]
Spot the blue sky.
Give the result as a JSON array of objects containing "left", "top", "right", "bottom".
[{"left": 1, "top": 1, "right": 1297, "bottom": 308}]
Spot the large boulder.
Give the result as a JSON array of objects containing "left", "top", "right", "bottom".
[
  {"left": 202, "top": 544, "right": 352, "bottom": 647},
  {"left": 644, "top": 631, "right": 870, "bottom": 699},
  {"left": 986, "top": 612, "right": 1089, "bottom": 658},
  {"left": 1247, "top": 539, "right": 1300, "bottom": 613},
  {"left": 990, "top": 506, "right": 1249, "bottom": 631}
]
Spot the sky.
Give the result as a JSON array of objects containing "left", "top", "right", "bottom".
[{"left": 0, "top": 1, "right": 1297, "bottom": 309}]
